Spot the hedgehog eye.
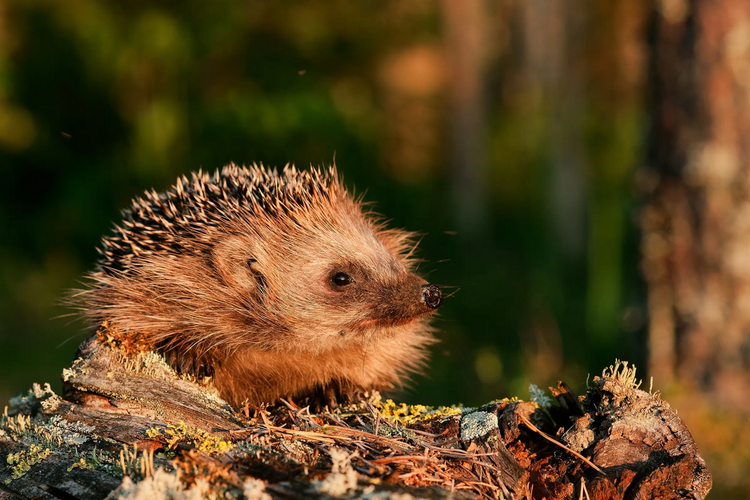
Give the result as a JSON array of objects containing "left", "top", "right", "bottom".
[{"left": 331, "top": 272, "right": 353, "bottom": 287}]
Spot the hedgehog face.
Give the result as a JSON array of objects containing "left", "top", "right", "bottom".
[
  {"left": 321, "top": 254, "right": 441, "bottom": 333},
  {"left": 220, "top": 204, "right": 442, "bottom": 352}
]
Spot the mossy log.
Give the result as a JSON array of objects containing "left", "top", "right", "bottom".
[{"left": 0, "top": 329, "right": 711, "bottom": 500}]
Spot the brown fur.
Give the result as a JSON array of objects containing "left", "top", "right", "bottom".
[{"left": 71, "top": 164, "right": 441, "bottom": 407}]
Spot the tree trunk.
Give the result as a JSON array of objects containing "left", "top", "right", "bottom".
[
  {"left": 643, "top": 0, "right": 750, "bottom": 409},
  {"left": 442, "top": 0, "right": 488, "bottom": 236}
]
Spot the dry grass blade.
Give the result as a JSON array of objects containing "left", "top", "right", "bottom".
[{"left": 579, "top": 478, "right": 591, "bottom": 500}]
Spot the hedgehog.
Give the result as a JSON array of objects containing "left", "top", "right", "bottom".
[{"left": 73, "top": 163, "right": 443, "bottom": 407}]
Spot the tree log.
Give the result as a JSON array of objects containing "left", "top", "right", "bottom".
[{"left": 0, "top": 327, "right": 711, "bottom": 499}]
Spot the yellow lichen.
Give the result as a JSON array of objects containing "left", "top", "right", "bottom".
[
  {"left": 146, "top": 422, "right": 233, "bottom": 456},
  {"left": 375, "top": 399, "right": 461, "bottom": 425},
  {"left": 67, "top": 457, "right": 94, "bottom": 472},
  {"left": 5, "top": 444, "right": 52, "bottom": 482}
]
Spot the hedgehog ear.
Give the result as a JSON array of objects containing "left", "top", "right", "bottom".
[{"left": 212, "top": 236, "right": 266, "bottom": 297}]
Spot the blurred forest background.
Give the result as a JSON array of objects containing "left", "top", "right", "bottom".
[{"left": 1, "top": 0, "right": 749, "bottom": 496}]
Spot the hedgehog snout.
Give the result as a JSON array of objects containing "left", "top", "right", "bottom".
[{"left": 421, "top": 284, "right": 442, "bottom": 310}]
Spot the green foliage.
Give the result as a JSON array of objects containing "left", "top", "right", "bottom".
[{"left": 0, "top": 1, "right": 644, "bottom": 409}]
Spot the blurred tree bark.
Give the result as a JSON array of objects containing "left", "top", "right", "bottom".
[
  {"left": 643, "top": 0, "right": 750, "bottom": 409},
  {"left": 522, "top": 0, "right": 586, "bottom": 260},
  {"left": 442, "top": 0, "right": 488, "bottom": 236}
]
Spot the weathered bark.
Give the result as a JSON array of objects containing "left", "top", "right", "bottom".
[
  {"left": 0, "top": 327, "right": 711, "bottom": 499},
  {"left": 643, "top": 0, "right": 750, "bottom": 408}
]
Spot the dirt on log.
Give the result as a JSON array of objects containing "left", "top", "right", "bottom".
[{"left": 0, "top": 326, "right": 711, "bottom": 500}]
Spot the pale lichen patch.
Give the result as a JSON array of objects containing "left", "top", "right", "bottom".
[
  {"left": 601, "top": 359, "right": 641, "bottom": 390},
  {"left": 114, "top": 468, "right": 212, "bottom": 500},
  {"left": 8, "top": 383, "right": 62, "bottom": 413},
  {"left": 242, "top": 477, "right": 272, "bottom": 500},
  {"left": 121, "top": 351, "right": 176, "bottom": 379},
  {"left": 314, "top": 447, "right": 359, "bottom": 496},
  {"left": 62, "top": 355, "right": 91, "bottom": 382},
  {"left": 460, "top": 410, "right": 498, "bottom": 442},
  {"left": 1, "top": 411, "right": 93, "bottom": 448},
  {"left": 528, "top": 384, "right": 552, "bottom": 409}
]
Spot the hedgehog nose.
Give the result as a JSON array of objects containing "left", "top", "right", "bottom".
[{"left": 421, "top": 284, "right": 443, "bottom": 310}]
